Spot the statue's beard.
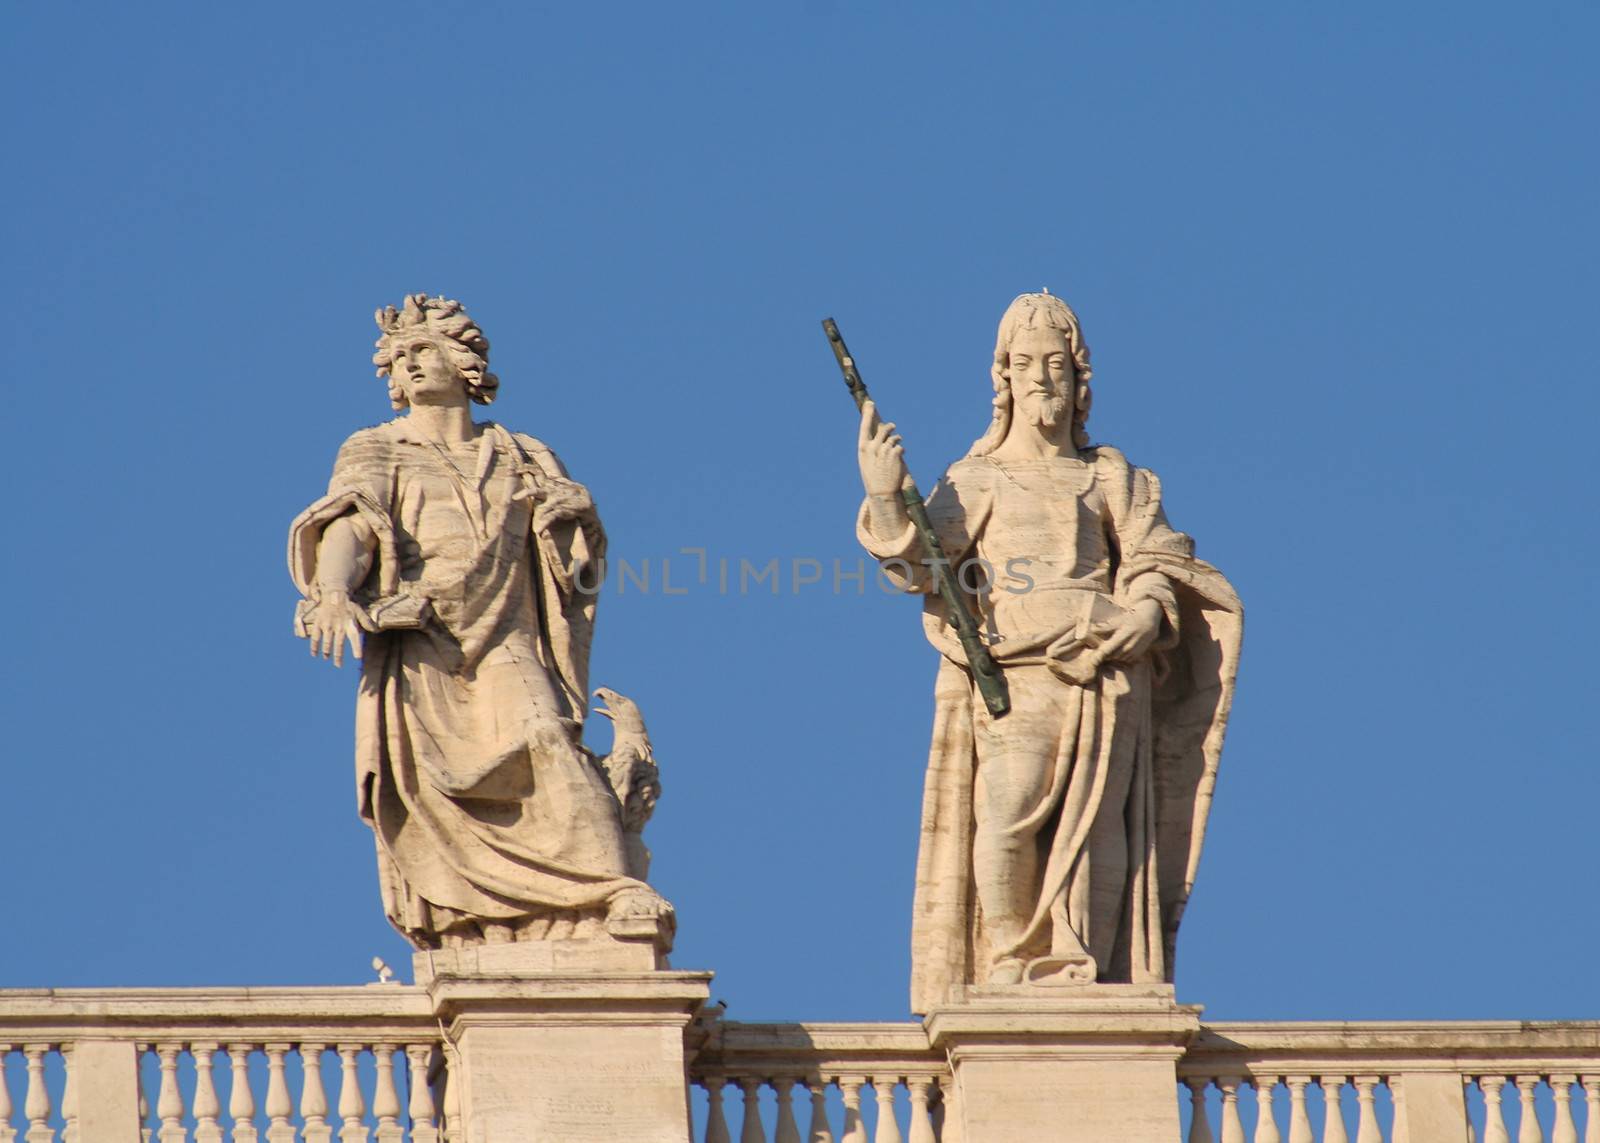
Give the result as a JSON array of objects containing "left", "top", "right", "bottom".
[{"left": 1024, "top": 392, "right": 1072, "bottom": 430}]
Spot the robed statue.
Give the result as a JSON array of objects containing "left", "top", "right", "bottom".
[
  {"left": 853, "top": 293, "right": 1242, "bottom": 1011},
  {"left": 289, "top": 294, "right": 667, "bottom": 952}
]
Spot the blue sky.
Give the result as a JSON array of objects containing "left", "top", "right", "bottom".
[{"left": 2, "top": 2, "right": 1595, "bottom": 1024}]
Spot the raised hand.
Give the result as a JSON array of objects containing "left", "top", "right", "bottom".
[{"left": 857, "top": 399, "right": 908, "bottom": 499}]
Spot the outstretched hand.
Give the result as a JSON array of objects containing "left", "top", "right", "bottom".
[
  {"left": 307, "top": 589, "right": 365, "bottom": 668},
  {"left": 857, "top": 399, "right": 908, "bottom": 498}
]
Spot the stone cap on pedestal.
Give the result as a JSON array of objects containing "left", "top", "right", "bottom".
[{"left": 924, "top": 983, "right": 1203, "bottom": 1056}]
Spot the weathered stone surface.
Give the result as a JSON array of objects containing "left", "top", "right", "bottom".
[
  {"left": 854, "top": 292, "right": 1243, "bottom": 1010},
  {"left": 68, "top": 1040, "right": 142, "bottom": 1141},
  {"left": 925, "top": 986, "right": 1201, "bottom": 1142},
  {"left": 427, "top": 971, "right": 711, "bottom": 1142},
  {"left": 412, "top": 938, "right": 663, "bottom": 986},
  {"left": 289, "top": 294, "right": 670, "bottom": 955}
]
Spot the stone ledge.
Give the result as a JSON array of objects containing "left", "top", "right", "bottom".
[
  {"left": 412, "top": 938, "right": 661, "bottom": 986},
  {"left": 924, "top": 987, "right": 1203, "bottom": 1055},
  {"left": 427, "top": 969, "right": 713, "bottom": 1028}
]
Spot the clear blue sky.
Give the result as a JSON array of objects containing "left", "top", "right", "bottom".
[{"left": 2, "top": 3, "right": 1595, "bottom": 1024}]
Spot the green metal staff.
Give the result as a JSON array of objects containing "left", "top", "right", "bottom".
[{"left": 823, "top": 318, "right": 1010, "bottom": 718}]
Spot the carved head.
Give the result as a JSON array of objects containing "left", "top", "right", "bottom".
[
  {"left": 969, "top": 292, "right": 1093, "bottom": 455},
  {"left": 372, "top": 294, "right": 500, "bottom": 411}
]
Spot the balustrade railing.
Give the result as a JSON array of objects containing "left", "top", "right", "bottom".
[
  {"left": 1179, "top": 1021, "right": 1600, "bottom": 1143},
  {"left": 0, "top": 988, "right": 444, "bottom": 1142},
  {"left": 8, "top": 991, "right": 1600, "bottom": 1141},
  {"left": 689, "top": 1022, "right": 951, "bottom": 1143},
  {"left": 0, "top": 1041, "right": 64, "bottom": 1143}
]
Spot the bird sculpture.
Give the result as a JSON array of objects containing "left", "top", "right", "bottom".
[{"left": 591, "top": 686, "right": 661, "bottom": 881}]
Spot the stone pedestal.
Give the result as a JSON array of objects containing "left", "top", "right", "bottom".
[
  {"left": 69, "top": 1040, "right": 143, "bottom": 1141},
  {"left": 924, "top": 985, "right": 1201, "bottom": 1143},
  {"left": 420, "top": 947, "right": 710, "bottom": 1143},
  {"left": 1394, "top": 1072, "right": 1470, "bottom": 1142}
]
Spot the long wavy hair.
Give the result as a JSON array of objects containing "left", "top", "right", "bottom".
[{"left": 968, "top": 292, "right": 1093, "bottom": 456}]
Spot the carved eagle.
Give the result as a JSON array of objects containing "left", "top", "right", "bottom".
[{"left": 591, "top": 687, "right": 661, "bottom": 880}]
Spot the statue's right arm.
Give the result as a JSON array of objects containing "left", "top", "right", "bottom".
[
  {"left": 315, "top": 516, "right": 377, "bottom": 595},
  {"left": 306, "top": 515, "right": 378, "bottom": 668}
]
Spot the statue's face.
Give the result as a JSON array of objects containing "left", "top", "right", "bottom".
[
  {"left": 391, "top": 333, "right": 466, "bottom": 407},
  {"left": 1005, "top": 324, "right": 1074, "bottom": 430}
]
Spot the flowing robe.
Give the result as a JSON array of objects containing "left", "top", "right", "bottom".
[
  {"left": 289, "top": 419, "right": 643, "bottom": 946},
  {"left": 858, "top": 446, "right": 1241, "bottom": 1012}
]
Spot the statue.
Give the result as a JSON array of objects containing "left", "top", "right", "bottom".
[
  {"left": 288, "top": 293, "right": 671, "bottom": 952},
  {"left": 852, "top": 293, "right": 1242, "bottom": 1010}
]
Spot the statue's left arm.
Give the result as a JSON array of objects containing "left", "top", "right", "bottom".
[
  {"left": 1094, "top": 448, "right": 1189, "bottom": 654},
  {"left": 509, "top": 433, "right": 607, "bottom": 719},
  {"left": 512, "top": 433, "right": 607, "bottom": 594}
]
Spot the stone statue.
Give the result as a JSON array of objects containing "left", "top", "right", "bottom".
[
  {"left": 854, "top": 293, "right": 1242, "bottom": 1010},
  {"left": 288, "top": 293, "right": 671, "bottom": 952}
]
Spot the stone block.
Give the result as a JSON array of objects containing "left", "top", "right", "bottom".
[
  {"left": 70, "top": 1040, "right": 142, "bottom": 1143},
  {"left": 427, "top": 969, "right": 712, "bottom": 1142},
  {"left": 411, "top": 937, "right": 661, "bottom": 986},
  {"left": 924, "top": 985, "right": 1201, "bottom": 1143}
]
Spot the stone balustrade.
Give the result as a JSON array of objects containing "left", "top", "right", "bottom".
[
  {"left": 1180, "top": 1021, "right": 1600, "bottom": 1143},
  {"left": 6, "top": 990, "right": 1600, "bottom": 1141},
  {"left": 688, "top": 1022, "right": 951, "bottom": 1143},
  {"left": 0, "top": 988, "right": 444, "bottom": 1141}
]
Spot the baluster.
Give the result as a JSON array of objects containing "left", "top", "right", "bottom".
[
  {"left": 1352, "top": 1077, "right": 1381, "bottom": 1143},
  {"left": 300, "top": 1044, "right": 331, "bottom": 1143},
  {"left": 1552, "top": 1076, "right": 1578, "bottom": 1143},
  {"left": 1186, "top": 1078, "right": 1214, "bottom": 1143},
  {"left": 371, "top": 1047, "right": 402, "bottom": 1143},
  {"left": 1480, "top": 1078, "right": 1512, "bottom": 1143},
  {"left": 1392, "top": 1077, "right": 1411, "bottom": 1143},
  {"left": 0, "top": 1046, "right": 16, "bottom": 1143},
  {"left": 193, "top": 1043, "right": 223, "bottom": 1143},
  {"left": 59, "top": 1044, "right": 75, "bottom": 1143},
  {"left": 263, "top": 1046, "right": 293, "bottom": 1143},
  {"left": 336, "top": 1046, "right": 367, "bottom": 1143},
  {"left": 838, "top": 1078, "right": 867, "bottom": 1143},
  {"left": 1252, "top": 1076, "right": 1280, "bottom": 1143},
  {"left": 1216, "top": 1077, "right": 1245, "bottom": 1143},
  {"left": 226, "top": 1045, "right": 258, "bottom": 1143},
  {"left": 405, "top": 1046, "right": 439, "bottom": 1143},
  {"left": 702, "top": 1076, "right": 731, "bottom": 1143},
  {"left": 738, "top": 1078, "right": 764, "bottom": 1143},
  {"left": 906, "top": 1079, "right": 936, "bottom": 1143},
  {"left": 773, "top": 1078, "right": 803, "bottom": 1143},
  {"left": 1285, "top": 1076, "right": 1312, "bottom": 1143},
  {"left": 1514, "top": 1076, "right": 1541, "bottom": 1143},
  {"left": 874, "top": 1078, "right": 903, "bottom": 1143},
  {"left": 1321, "top": 1077, "right": 1349, "bottom": 1143},
  {"left": 1582, "top": 1078, "right": 1600, "bottom": 1143},
  {"left": 807, "top": 1077, "right": 834, "bottom": 1143},
  {"left": 441, "top": 1047, "right": 463, "bottom": 1143},
  {"left": 154, "top": 1044, "right": 184, "bottom": 1143},
  {"left": 140, "top": 1088, "right": 152, "bottom": 1143},
  {"left": 23, "top": 1046, "right": 52, "bottom": 1143}
]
